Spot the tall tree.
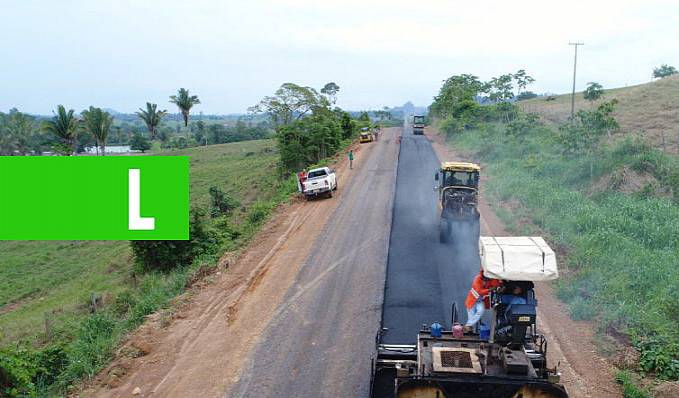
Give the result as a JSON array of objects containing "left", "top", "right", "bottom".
[
  {"left": 430, "top": 74, "right": 484, "bottom": 118},
  {"left": 488, "top": 74, "right": 514, "bottom": 103},
  {"left": 41, "top": 105, "right": 79, "bottom": 155},
  {"left": 653, "top": 64, "right": 677, "bottom": 79},
  {"left": 512, "top": 69, "right": 535, "bottom": 96},
  {"left": 169, "top": 88, "right": 201, "bottom": 127},
  {"left": 136, "top": 102, "right": 167, "bottom": 139},
  {"left": 81, "top": 106, "right": 113, "bottom": 155},
  {"left": 0, "top": 108, "right": 38, "bottom": 155},
  {"left": 249, "top": 83, "right": 326, "bottom": 127},
  {"left": 583, "top": 82, "right": 604, "bottom": 103},
  {"left": 320, "top": 82, "right": 340, "bottom": 105}
]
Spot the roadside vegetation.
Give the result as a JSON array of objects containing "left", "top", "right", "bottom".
[
  {"left": 0, "top": 140, "right": 296, "bottom": 397},
  {"left": 431, "top": 72, "right": 679, "bottom": 394},
  {"left": 0, "top": 81, "right": 378, "bottom": 396},
  {"left": 249, "top": 81, "right": 371, "bottom": 173},
  {"left": 0, "top": 88, "right": 272, "bottom": 157}
]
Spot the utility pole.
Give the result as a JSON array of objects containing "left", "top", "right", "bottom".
[{"left": 569, "top": 42, "right": 584, "bottom": 120}]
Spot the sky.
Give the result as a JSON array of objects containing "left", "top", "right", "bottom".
[{"left": 2, "top": 0, "right": 678, "bottom": 115}]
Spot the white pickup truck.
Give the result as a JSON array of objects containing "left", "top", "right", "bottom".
[{"left": 303, "top": 167, "right": 337, "bottom": 199}]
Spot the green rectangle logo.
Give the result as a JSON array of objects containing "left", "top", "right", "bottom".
[{"left": 0, "top": 156, "right": 189, "bottom": 240}]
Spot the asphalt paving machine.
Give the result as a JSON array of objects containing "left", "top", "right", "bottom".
[
  {"left": 370, "top": 236, "right": 568, "bottom": 398},
  {"left": 435, "top": 162, "right": 480, "bottom": 243}
]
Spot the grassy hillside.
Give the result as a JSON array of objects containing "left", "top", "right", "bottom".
[
  {"left": 441, "top": 117, "right": 679, "bottom": 390},
  {"left": 519, "top": 75, "right": 679, "bottom": 152},
  {"left": 0, "top": 139, "right": 280, "bottom": 346}
]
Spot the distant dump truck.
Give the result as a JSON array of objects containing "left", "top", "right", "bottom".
[
  {"left": 435, "top": 162, "right": 480, "bottom": 243},
  {"left": 370, "top": 236, "right": 568, "bottom": 398},
  {"left": 413, "top": 115, "right": 425, "bottom": 135}
]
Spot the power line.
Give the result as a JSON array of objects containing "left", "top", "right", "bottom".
[{"left": 569, "top": 42, "right": 584, "bottom": 120}]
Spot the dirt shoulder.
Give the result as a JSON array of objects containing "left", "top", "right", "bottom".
[
  {"left": 427, "top": 128, "right": 621, "bottom": 398},
  {"left": 82, "top": 137, "right": 381, "bottom": 398}
]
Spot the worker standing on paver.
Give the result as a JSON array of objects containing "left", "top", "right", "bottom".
[
  {"left": 348, "top": 150, "right": 354, "bottom": 169},
  {"left": 464, "top": 269, "right": 502, "bottom": 332}
]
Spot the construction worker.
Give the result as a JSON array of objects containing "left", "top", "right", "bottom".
[
  {"left": 348, "top": 150, "right": 354, "bottom": 169},
  {"left": 464, "top": 269, "right": 502, "bottom": 332},
  {"left": 297, "top": 169, "right": 307, "bottom": 193}
]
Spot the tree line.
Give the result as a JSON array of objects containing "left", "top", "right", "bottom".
[
  {"left": 0, "top": 88, "right": 271, "bottom": 156},
  {"left": 429, "top": 70, "right": 535, "bottom": 135},
  {"left": 250, "top": 82, "right": 370, "bottom": 172}
]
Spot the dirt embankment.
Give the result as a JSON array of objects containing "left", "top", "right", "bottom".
[
  {"left": 427, "top": 128, "right": 621, "bottom": 398},
  {"left": 81, "top": 136, "right": 382, "bottom": 398}
]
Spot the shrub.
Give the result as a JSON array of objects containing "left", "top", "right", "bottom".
[
  {"left": 208, "top": 186, "right": 240, "bottom": 218},
  {"left": 131, "top": 208, "right": 219, "bottom": 271},
  {"left": 440, "top": 117, "right": 464, "bottom": 136},
  {"left": 247, "top": 201, "right": 273, "bottom": 225},
  {"left": 0, "top": 346, "right": 38, "bottom": 398},
  {"left": 616, "top": 370, "right": 651, "bottom": 398}
]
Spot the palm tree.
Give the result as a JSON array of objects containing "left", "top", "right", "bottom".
[
  {"left": 82, "top": 106, "right": 113, "bottom": 155},
  {"left": 136, "top": 102, "right": 167, "bottom": 139},
  {"left": 169, "top": 88, "right": 200, "bottom": 127},
  {"left": 41, "top": 105, "right": 79, "bottom": 155}
]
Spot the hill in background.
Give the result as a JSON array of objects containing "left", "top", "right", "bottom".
[{"left": 519, "top": 75, "right": 679, "bottom": 152}]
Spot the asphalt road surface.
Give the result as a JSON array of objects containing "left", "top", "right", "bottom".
[
  {"left": 381, "top": 130, "right": 479, "bottom": 345},
  {"left": 229, "top": 130, "right": 399, "bottom": 397},
  {"left": 229, "top": 126, "right": 480, "bottom": 396}
]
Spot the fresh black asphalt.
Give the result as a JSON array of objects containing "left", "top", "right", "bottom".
[{"left": 380, "top": 131, "right": 480, "bottom": 344}]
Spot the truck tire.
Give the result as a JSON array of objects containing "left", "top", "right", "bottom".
[
  {"left": 327, "top": 190, "right": 333, "bottom": 198},
  {"left": 333, "top": 180, "right": 338, "bottom": 191}
]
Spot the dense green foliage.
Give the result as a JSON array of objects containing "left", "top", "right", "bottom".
[
  {"left": 446, "top": 115, "right": 679, "bottom": 381},
  {"left": 208, "top": 186, "right": 240, "bottom": 218},
  {"left": 129, "top": 133, "right": 151, "bottom": 152},
  {"left": 430, "top": 71, "right": 534, "bottom": 132},
  {"left": 0, "top": 109, "right": 46, "bottom": 155},
  {"left": 130, "top": 209, "right": 219, "bottom": 272},
  {"left": 583, "top": 82, "right": 604, "bottom": 102},
  {"left": 652, "top": 64, "right": 677, "bottom": 79},
  {"left": 251, "top": 82, "right": 366, "bottom": 173}
]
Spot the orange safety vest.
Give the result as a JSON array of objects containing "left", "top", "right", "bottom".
[{"left": 465, "top": 273, "right": 502, "bottom": 309}]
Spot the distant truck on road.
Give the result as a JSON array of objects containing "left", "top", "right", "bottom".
[
  {"left": 413, "top": 115, "right": 425, "bottom": 135},
  {"left": 360, "top": 127, "right": 375, "bottom": 143},
  {"left": 302, "top": 167, "right": 337, "bottom": 199}
]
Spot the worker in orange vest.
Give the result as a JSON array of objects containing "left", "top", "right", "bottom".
[
  {"left": 464, "top": 269, "right": 502, "bottom": 332},
  {"left": 297, "top": 169, "right": 307, "bottom": 193}
]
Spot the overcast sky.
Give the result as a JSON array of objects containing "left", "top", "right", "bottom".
[{"left": 2, "top": 0, "right": 678, "bottom": 115}]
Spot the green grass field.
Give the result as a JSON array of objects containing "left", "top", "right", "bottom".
[{"left": 0, "top": 139, "right": 280, "bottom": 346}]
